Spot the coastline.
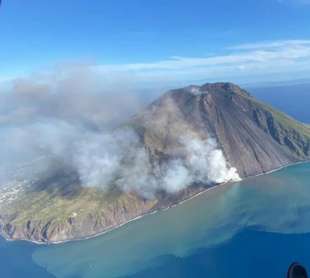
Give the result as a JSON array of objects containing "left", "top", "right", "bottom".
[{"left": 1, "top": 160, "right": 309, "bottom": 246}]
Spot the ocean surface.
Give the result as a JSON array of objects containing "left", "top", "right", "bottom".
[
  {"left": 249, "top": 82, "right": 310, "bottom": 123},
  {"left": 2, "top": 162, "right": 310, "bottom": 278}
]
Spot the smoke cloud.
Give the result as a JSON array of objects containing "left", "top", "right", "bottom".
[
  {"left": 0, "top": 67, "right": 240, "bottom": 198},
  {"left": 73, "top": 130, "right": 240, "bottom": 198}
]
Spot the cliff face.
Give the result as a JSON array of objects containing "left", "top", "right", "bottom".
[{"left": 1, "top": 82, "right": 310, "bottom": 243}]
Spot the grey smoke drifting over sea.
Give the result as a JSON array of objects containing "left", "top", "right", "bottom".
[{"left": 0, "top": 66, "right": 240, "bottom": 197}]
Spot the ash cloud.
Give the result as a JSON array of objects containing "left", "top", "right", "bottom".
[{"left": 0, "top": 67, "right": 240, "bottom": 197}]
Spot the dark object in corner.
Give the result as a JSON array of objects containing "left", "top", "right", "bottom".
[{"left": 287, "top": 262, "right": 308, "bottom": 278}]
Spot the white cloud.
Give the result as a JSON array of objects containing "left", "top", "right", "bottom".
[
  {"left": 229, "top": 40, "right": 310, "bottom": 50},
  {"left": 1, "top": 40, "right": 310, "bottom": 89},
  {"left": 89, "top": 39, "right": 310, "bottom": 85}
]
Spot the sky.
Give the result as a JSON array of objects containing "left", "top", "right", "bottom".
[{"left": 1, "top": 0, "right": 310, "bottom": 87}]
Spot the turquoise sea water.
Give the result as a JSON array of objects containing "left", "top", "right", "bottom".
[{"left": 2, "top": 162, "right": 310, "bottom": 278}]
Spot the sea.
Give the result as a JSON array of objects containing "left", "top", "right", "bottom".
[{"left": 1, "top": 83, "right": 310, "bottom": 278}]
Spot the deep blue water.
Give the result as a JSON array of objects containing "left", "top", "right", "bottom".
[
  {"left": 126, "top": 229, "right": 310, "bottom": 278},
  {"left": 249, "top": 82, "right": 310, "bottom": 123},
  {"left": 3, "top": 228, "right": 310, "bottom": 278}
]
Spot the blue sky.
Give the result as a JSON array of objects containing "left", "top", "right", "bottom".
[{"left": 1, "top": 0, "right": 310, "bottom": 86}]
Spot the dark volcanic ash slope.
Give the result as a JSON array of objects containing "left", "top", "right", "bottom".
[
  {"left": 133, "top": 83, "right": 310, "bottom": 178},
  {"left": 1, "top": 82, "right": 310, "bottom": 244}
]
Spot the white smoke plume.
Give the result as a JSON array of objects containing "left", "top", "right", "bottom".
[
  {"left": 73, "top": 129, "right": 240, "bottom": 198},
  {"left": 0, "top": 66, "right": 240, "bottom": 198}
]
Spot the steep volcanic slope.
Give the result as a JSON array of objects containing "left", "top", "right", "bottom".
[
  {"left": 1, "top": 82, "right": 310, "bottom": 243},
  {"left": 134, "top": 83, "right": 310, "bottom": 177}
]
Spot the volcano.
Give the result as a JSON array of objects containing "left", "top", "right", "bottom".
[{"left": 1, "top": 82, "right": 310, "bottom": 243}]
